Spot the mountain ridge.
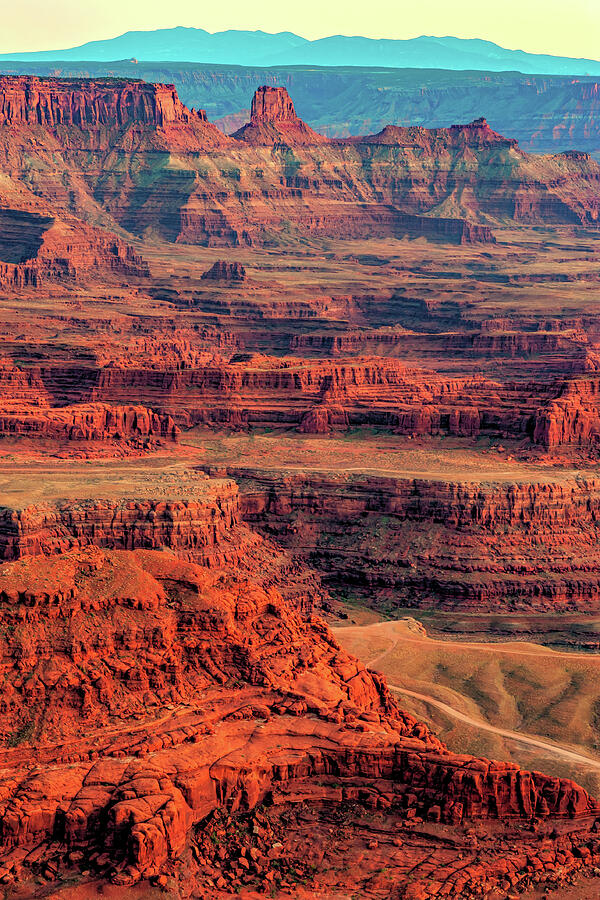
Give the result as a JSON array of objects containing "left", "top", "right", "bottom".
[{"left": 2, "top": 26, "right": 600, "bottom": 76}]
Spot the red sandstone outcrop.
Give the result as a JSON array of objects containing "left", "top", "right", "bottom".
[
  {"left": 533, "top": 377, "right": 600, "bottom": 449},
  {"left": 234, "top": 85, "right": 328, "bottom": 145},
  {"left": 394, "top": 212, "right": 496, "bottom": 244},
  {"left": 0, "top": 478, "right": 241, "bottom": 564},
  {"left": 200, "top": 260, "right": 246, "bottom": 281},
  {"left": 0, "top": 76, "right": 205, "bottom": 128},
  {"left": 3, "top": 348, "right": 598, "bottom": 449},
  {"left": 203, "top": 465, "right": 600, "bottom": 611},
  {"left": 355, "top": 116, "right": 518, "bottom": 151},
  {"left": 4, "top": 341, "right": 600, "bottom": 452},
  {"left": 0, "top": 76, "right": 598, "bottom": 249},
  {"left": 0, "top": 209, "right": 148, "bottom": 289},
  {"left": 251, "top": 85, "right": 298, "bottom": 125},
  {"left": 0, "top": 402, "right": 179, "bottom": 445},
  {"left": 0, "top": 76, "right": 230, "bottom": 150},
  {"left": 0, "top": 546, "right": 596, "bottom": 898},
  {"left": 2, "top": 69, "right": 600, "bottom": 900},
  {"left": 68, "top": 354, "right": 556, "bottom": 443}
]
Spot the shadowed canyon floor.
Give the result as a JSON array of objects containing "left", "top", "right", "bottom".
[{"left": 1, "top": 75, "right": 600, "bottom": 898}]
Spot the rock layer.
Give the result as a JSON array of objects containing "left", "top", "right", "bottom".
[
  {"left": 0, "top": 547, "right": 597, "bottom": 899},
  {"left": 0, "top": 477, "right": 241, "bottom": 563},
  {"left": 234, "top": 85, "right": 328, "bottom": 145},
  {"left": 202, "top": 466, "right": 600, "bottom": 610},
  {"left": 0, "top": 77, "right": 598, "bottom": 252}
]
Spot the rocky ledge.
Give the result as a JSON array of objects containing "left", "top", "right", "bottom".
[{"left": 0, "top": 547, "right": 597, "bottom": 899}]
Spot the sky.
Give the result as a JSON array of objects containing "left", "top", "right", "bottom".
[{"left": 2, "top": 0, "right": 600, "bottom": 60}]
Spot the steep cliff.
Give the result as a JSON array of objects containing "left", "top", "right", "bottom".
[
  {"left": 234, "top": 85, "right": 328, "bottom": 145},
  {"left": 204, "top": 466, "right": 600, "bottom": 611},
  {"left": 3, "top": 351, "right": 598, "bottom": 449},
  {"left": 0, "top": 476, "right": 242, "bottom": 564},
  {"left": 0, "top": 75, "right": 229, "bottom": 148},
  {"left": 3, "top": 64, "right": 600, "bottom": 155},
  {"left": 0, "top": 402, "right": 179, "bottom": 445},
  {"left": 0, "top": 207, "right": 149, "bottom": 289},
  {"left": 0, "top": 77, "right": 598, "bottom": 250}
]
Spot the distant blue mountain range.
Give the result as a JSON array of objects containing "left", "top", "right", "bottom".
[{"left": 1, "top": 27, "right": 599, "bottom": 76}]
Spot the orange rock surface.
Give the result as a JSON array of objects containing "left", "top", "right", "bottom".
[
  {"left": 0, "top": 546, "right": 597, "bottom": 899},
  {"left": 211, "top": 465, "right": 600, "bottom": 610},
  {"left": 0, "top": 72, "right": 600, "bottom": 898}
]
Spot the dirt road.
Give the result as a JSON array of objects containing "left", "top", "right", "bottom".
[{"left": 389, "top": 683, "right": 600, "bottom": 769}]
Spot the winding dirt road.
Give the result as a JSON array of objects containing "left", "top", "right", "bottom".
[
  {"left": 388, "top": 683, "right": 600, "bottom": 770},
  {"left": 334, "top": 620, "right": 600, "bottom": 771}
]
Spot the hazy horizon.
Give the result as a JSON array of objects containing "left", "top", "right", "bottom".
[{"left": 2, "top": 0, "right": 599, "bottom": 61}]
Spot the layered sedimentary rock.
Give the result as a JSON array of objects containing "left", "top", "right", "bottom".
[
  {"left": 202, "top": 466, "right": 600, "bottom": 610},
  {"left": 2, "top": 68, "right": 600, "bottom": 900},
  {"left": 234, "top": 85, "right": 328, "bottom": 145},
  {"left": 0, "top": 75, "right": 228, "bottom": 147},
  {"left": 0, "top": 402, "right": 179, "bottom": 444},
  {"left": 5, "top": 349, "right": 600, "bottom": 449},
  {"left": 69, "top": 356, "right": 598, "bottom": 448},
  {"left": 0, "top": 77, "right": 598, "bottom": 252},
  {"left": 533, "top": 376, "right": 600, "bottom": 448},
  {"left": 0, "top": 475, "right": 241, "bottom": 563},
  {"left": 0, "top": 547, "right": 597, "bottom": 899},
  {"left": 0, "top": 210, "right": 148, "bottom": 289},
  {"left": 200, "top": 259, "right": 246, "bottom": 281},
  {"left": 4, "top": 64, "right": 600, "bottom": 155},
  {"left": 394, "top": 212, "right": 496, "bottom": 244}
]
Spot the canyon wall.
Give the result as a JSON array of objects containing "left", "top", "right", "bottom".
[
  {"left": 3, "top": 353, "right": 599, "bottom": 449},
  {"left": 0, "top": 78, "right": 598, "bottom": 255},
  {"left": 202, "top": 466, "right": 600, "bottom": 610},
  {"left": 0, "top": 478, "right": 242, "bottom": 564},
  {"left": 0, "top": 403, "right": 179, "bottom": 444},
  {"left": 2, "top": 63, "right": 599, "bottom": 155},
  {"left": 0, "top": 76, "right": 210, "bottom": 127}
]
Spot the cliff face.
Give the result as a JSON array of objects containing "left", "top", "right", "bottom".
[
  {"left": 3, "top": 64, "right": 600, "bottom": 155},
  {"left": 234, "top": 85, "right": 328, "bottom": 145},
  {"left": 0, "top": 477, "right": 242, "bottom": 563},
  {"left": 3, "top": 352, "right": 599, "bottom": 449},
  {"left": 0, "top": 546, "right": 596, "bottom": 898},
  {"left": 0, "top": 77, "right": 598, "bottom": 252},
  {"left": 250, "top": 85, "right": 297, "bottom": 124},
  {"left": 354, "top": 116, "right": 518, "bottom": 151},
  {"left": 2, "top": 70, "right": 600, "bottom": 900},
  {"left": 204, "top": 466, "right": 600, "bottom": 611},
  {"left": 0, "top": 402, "right": 179, "bottom": 446},
  {"left": 0, "top": 207, "right": 149, "bottom": 290},
  {"left": 0, "top": 76, "right": 208, "bottom": 128}
]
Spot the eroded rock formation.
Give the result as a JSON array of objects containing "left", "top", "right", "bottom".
[
  {"left": 0, "top": 71, "right": 600, "bottom": 899},
  {"left": 0, "top": 77, "right": 598, "bottom": 252},
  {"left": 0, "top": 546, "right": 597, "bottom": 898},
  {"left": 0, "top": 402, "right": 179, "bottom": 446},
  {"left": 0, "top": 476, "right": 241, "bottom": 563},
  {"left": 201, "top": 260, "right": 246, "bottom": 281},
  {"left": 234, "top": 85, "right": 328, "bottom": 146},
  {"left": 200, "top": 466, "right": 600, "bottom": 611},
  {"left": 0, "top": 76, "right": 209, "bottom": 127}
]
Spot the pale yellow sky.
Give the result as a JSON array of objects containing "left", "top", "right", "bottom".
[{"left": 2, "top": 0, "right": 599, "bottom": 60}]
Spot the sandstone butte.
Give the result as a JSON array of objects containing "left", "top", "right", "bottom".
[
  {"left": 1, "top": 72, "right": 600, "bottom": 898},
  {"left": 0, "top": 76, "right": 599, "bottom": 270}
]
